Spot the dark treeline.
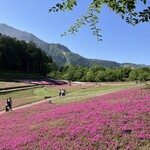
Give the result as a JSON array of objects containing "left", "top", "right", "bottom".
[
  {"left": 0, "top": 34, "right": 55, "bottom": 75},
  {"left": 48, "top": 65, "right": 150, "bottom": 82}
]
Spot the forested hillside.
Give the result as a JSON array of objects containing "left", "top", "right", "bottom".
[{"left": 0, "top": 34, "right": 54, "bottom": 75}]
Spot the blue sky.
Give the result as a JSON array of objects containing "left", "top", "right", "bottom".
[{"left": 0, "top": 0, "right": 150, "bottom": 65}]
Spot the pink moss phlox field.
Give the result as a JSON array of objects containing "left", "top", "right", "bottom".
[{"left": 0, "top": 88, "right": 150, "bottom": 149}]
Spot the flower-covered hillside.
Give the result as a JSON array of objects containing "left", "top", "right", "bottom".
[{"left": 0, "top": 88, "right": 150, "bottom": 150}]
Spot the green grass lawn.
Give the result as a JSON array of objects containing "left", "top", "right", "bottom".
[
  {"left": 0, "top": 81, "right": 32, "bottom": 88},
  {"left": 52, "top": 82, "right": 142, "bottom": 104},
  {"left": 0, "top": 82, "right": 143, "bottom": 111}
]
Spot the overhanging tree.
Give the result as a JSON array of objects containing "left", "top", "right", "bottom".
[{"left": 49, "top": 0, "right": 150, "bottom": 41}]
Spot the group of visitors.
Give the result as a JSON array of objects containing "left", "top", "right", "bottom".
[
  {"left": 5, "top": 97, "right": 12, "bottom": 112},
  {"left": 59, "top": 89, "right": 66, "bottom": 96}
]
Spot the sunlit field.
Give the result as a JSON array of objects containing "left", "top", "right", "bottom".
[
  {"left": 0, "top": 86, "right": 149, "bottom": 149},
  {"left": 0, "top": 82, "right": 138, "bottom": 111},
  {"left": 0, "top": 82, "right": 94, "bottom": 111},
  {"left": 0, "top": 82, "right": 149, "bottom": 149}
]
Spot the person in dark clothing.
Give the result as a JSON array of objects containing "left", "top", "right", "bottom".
[
  {"left": 5, "top": 97, "right": 12, "bottom": 111},
  {"left": 61, "top": 89, "right": 66, "bottom": 96},
  {"left": 9, "top": 97, "right": 12, "bottom": 111},
  {"left": 5, "top": 98, "right": 9, "bottom": 112}
]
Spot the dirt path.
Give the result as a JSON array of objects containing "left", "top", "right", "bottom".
[
  {"left": 0, "top": 92, "right": 111, "bottom": 115},
  {"left": 0, "top": 83, "right": 138, "bottom": 115},
  {"left": 0, "top": 96, "right": 58, "bottom": 115},
  {"left": 0, "top": 85, "right": 96, "bottom": 115},
  {"left": 0, "top": 90, "right": 116, "bottom": 115},
  {"left": 0, "top": 85, "right": 94, "bottom": 115}
]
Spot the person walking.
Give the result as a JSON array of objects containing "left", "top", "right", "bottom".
[
  {"left": 6, "top": 97, "right": 12, "bottom": 111},
  {"left": 5, "top": 98, "right": 9, "bottom": 112},
  {"left": 59, "top": 89, "right": 61, "bottom": 96},
  {"left": 9, "top": 97, "right": 12, "bottom": 111},
  {"left": 61, "top": 89, "right": 66, "bottom": 96}
]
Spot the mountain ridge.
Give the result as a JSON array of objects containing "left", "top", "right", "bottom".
[{"left": 0, "top": 23, "right": 148, "bottom": 68}]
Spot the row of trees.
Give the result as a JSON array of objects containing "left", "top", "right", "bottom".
[
  {"left": 0, "top": 34, "right": 54, "bottom": 75},
  {"left": 49, "top": 65, "right": 150, "bottom": 82}
]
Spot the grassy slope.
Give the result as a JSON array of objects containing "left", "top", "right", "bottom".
[
  {"left": 53, "top": 82, "right": 142, "bottom": 104},
  {"left": 0, "top": 81, "right": 142, "bottom": 111}
]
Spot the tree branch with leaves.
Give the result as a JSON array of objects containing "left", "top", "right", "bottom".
[{"left": 49, "top": 0, "right": 150, "bottom": 41}]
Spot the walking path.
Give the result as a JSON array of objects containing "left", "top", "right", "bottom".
[
  {"left": 0, "top": 90, "right": 119, "bottom": 115},
  {"left": 0, "top": 85, "right": 94, "bottom": 115},
  {"left": 0, "top": 83, "right": 139, "bottom": 115},
  {"left": 0, "top": 84, "right": 93, "bottom": 115},
  {"left": 0, "top": 96, "right": 56, "bottom": 115},
  {"left": 0, "top": 85, "right": 41, "bottom": 94}
]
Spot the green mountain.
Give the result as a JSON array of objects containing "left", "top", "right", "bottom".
[{"left": 0, "top": 23, "right": 147, "bottom": 68}]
